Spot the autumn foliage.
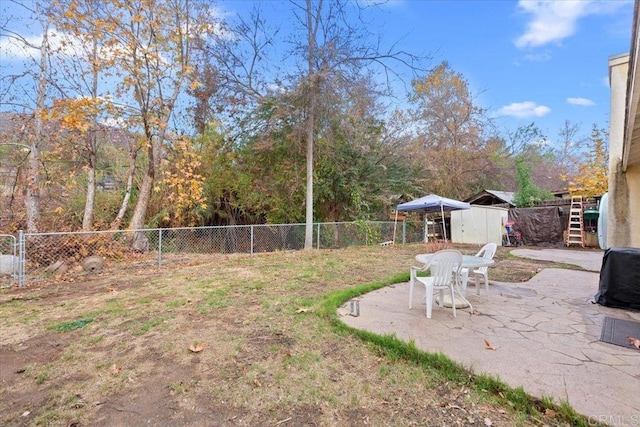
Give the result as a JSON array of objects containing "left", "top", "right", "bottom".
[
  {"left": 0, "top": 1, "right": 612, "bottom": 234},
  {"left": 566, "top": 126, "right": 608, "bottom": 198}
]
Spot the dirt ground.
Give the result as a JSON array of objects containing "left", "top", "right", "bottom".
[{"left": 0, "top": 244, "right": 590, "bottom": 426}]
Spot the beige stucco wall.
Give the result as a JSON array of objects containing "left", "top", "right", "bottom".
[
  {"left": 628, "top": 163, "right": 640, "bottom": 246},
  {"left": 608, "top": 53, "right": 640, "bottom": 248},
  {"left": 608, "top": 54, "right": 631, "bottom": 248}
]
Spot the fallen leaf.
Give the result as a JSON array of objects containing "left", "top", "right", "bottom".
[
  {"left": 253, "top": 379, "right": 261, "bottom": 387},
  {"left": 21, "top": 411, "right": 30, "bottom": 417},
  {"left": 189, "top": 342, "right": 205, "bottom": 353},
  {"left": 627, "top": 336, "right": 640, "bottom": 349},
  {"left": 484, "top": 417, "right": 493, "bottom": 426},
  {"left": 110, "top": 364, "right": 122, "bottom": 375},
  {"left": 545, "top": 408, "right": 557, "bottom": 418},
  {"left": 484, "top": 339, "right": 497, "bottom": 350},
  {"left": 295, "top": 307, "right": 310, "bottom": 313}
]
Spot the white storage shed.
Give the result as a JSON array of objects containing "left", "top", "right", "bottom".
[{"left": 451, "top": 205, "right": 508, "bottom": 245}]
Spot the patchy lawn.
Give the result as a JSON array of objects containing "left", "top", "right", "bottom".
[{"left": 0, "top": 244, "right": 587, "bottom": 426}]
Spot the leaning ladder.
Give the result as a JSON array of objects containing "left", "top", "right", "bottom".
[{"left": 566, "top": 195, "right": 584, "bottom": 247}]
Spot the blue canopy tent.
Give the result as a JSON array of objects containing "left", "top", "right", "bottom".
[{"left": 393, "top": 194, "right": 472, "bottom": 243}]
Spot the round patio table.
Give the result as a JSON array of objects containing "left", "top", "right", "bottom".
[{"left": 414, "top": 253, "right": 495, "bottom": 309}]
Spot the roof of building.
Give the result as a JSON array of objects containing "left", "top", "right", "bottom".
[{"left": 464, "top": 190, "right": 515, "bottom": 207}]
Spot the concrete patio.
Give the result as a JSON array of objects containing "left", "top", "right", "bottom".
[{"left": 339, "top": 249, "right": 640, "bottom": 425}]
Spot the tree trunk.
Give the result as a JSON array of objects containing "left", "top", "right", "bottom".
[
  {"left": 25, "top": 19, "right": 51, "bottom": 233},
  {"left": 304, "top": 100, "right": 315, "bottom": 249},
  {"left": 82, "top": 151, "right": 96, "bottom": 230},
  {"left": 82, "top": 36, "right": 100, "bottom": 231},
  {"left": 110, "top": 146, "right": 137, "bottom": 230},
  {"left": 25, "top": 143, "right": 41, "bottom": 233},
  {"left": 129, "top": 157, "right": 154, "bottom": 231},
  {"left": 303, "top": 0, "right": 319, "bottom": 250},
  {"left": 128, "top": 138, "right": 156, "bottom": 252}
]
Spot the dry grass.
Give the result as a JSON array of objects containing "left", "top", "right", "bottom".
[{"left": 0, "top": 244, "right": 583, "bottom": 426}]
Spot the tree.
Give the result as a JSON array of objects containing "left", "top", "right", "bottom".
[
  {"left": 290, "top": 0, "right": 422, "bottom": 248},
  {"left": 84, "top": 0, "right": 216, "bottom": 248},
  {"left": 47, "top": 97, "right": 112, "bottom": 229},
  {"left": 488, "top": 122, "right": 571, "bottom": 193},
  {"left": 153, "top": 136, "right": 207, "bottom": 227},
  {"left": 513, "top": 158, "right": 553, "bottom": 207},
  {"left": 237, "top": 91, "right": 309, "bottom": 224},
  {"left": 499, "top": 122, "right": 546, "bottom": 158},
  {"left": 230, "top": 69, "right": 419, "bottom": 225},
  {"left": 0, "top": 1, "right": 54, "bottom": 232},
  {"left": 555, "top": 120, "right": 584, "bottom": 177},
  {"left": 313, "top": 79, "right": 417, "bottom": 221},
  {"left": 197, "top": 124, "right": 260, "bottom": 226},
  {"left": 0, "top": 121, "right": 33, "bottom": 229},
  {"left": 50, "top": 0, "right": 109, "bottom": 230},
  {"left": 193, "top": 5, "right": 277, "bottom": 133},
  {"left": 567, "top": 125, "right": 608, "bottom": 198},
  {"left": 408, "top": 61, "right": 492, "bottom": 199}
]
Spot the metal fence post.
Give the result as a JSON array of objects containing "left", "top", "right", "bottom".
[
  {"left": 18, "top": 230, "right": 25, "bottom": 287},
  {"left": 316, "top": 223, "right": 320, "bottom": 249},
  {"left": 157, "top": 229, "right": 163, "bottom": 267},
  {"left": 250, "top": 225, "right": 254, "bottom": 256},
  {"left": 402, "top": 221, "right": 406, "bottom": 245}
]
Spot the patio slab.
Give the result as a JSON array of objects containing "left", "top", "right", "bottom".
[
  {"left": 339, "top": 249, "right": 640, "bottom": 425},
  {"left": 510, "top": 248, "right": 604, "bottom": 272}
]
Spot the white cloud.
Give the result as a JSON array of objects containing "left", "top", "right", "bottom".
[
  {"left": 99, "top": 116, "right": 127, "bottom": 129},
  {"left": 515, "top": 0, "right": 589, "bottom": 49},
  {"left": 266, "top": 82, "right": 286, "bottom": 94},
  {"left": 514, "top": 0, "right": 631, "bottom": 49},
  {"left": 496, "top": 101, "right": 551, "bottom": 118},
  {"left": 0, "top": 28, "right": 89, "bottom": 60},
  {"left": 567, "top": 97, "right": 595, "bottom": 106},
  {"left": 0, "top": 34, "right": 40, "bottom": 59}
]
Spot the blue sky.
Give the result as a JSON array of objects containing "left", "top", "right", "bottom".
[
  {"left": 1, "top": 0, "right": 635, "bottom": 145},
  {"left": 365, "top": 0, "right": 634, "bottom": 140},
  {"left": 218, "top": 0, "right": 634, "bottom": 143}
]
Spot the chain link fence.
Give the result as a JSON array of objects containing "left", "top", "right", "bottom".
[{"left": 8, "top": 220, "right": 427, "bottom": 286}]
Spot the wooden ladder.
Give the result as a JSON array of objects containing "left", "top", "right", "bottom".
[{"left": 566, "top": 195, "right": 584, "bottom": 247}]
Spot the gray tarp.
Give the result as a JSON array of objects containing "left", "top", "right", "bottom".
[{"left": 508, "top": 206, "right": 563, "bottom": 246}]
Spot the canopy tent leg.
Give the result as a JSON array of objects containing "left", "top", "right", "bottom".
[{"left": 441, "top": 205, "right": 447, "bottom": 241}]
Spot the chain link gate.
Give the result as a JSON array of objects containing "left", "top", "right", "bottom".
[{"left": 0, "top": 234, "right": 18, "bottom": 287}]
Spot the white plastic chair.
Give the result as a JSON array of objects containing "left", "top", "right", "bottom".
[
  {"left": 409, "top": 249, "right": 462, "bottom": 319},
  {"left": 459, "top": 243, "right": 497, "bottom": 298}
]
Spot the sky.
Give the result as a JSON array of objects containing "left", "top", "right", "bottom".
[
  {"left": 364, "top": 0, "right": 635, "bottom": 141},
  {"left": 1, "top": 0, "right": 636, "bottom": 145},
  {"left": 218, "top": 0, "right": 635, "bottom": 143}
]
